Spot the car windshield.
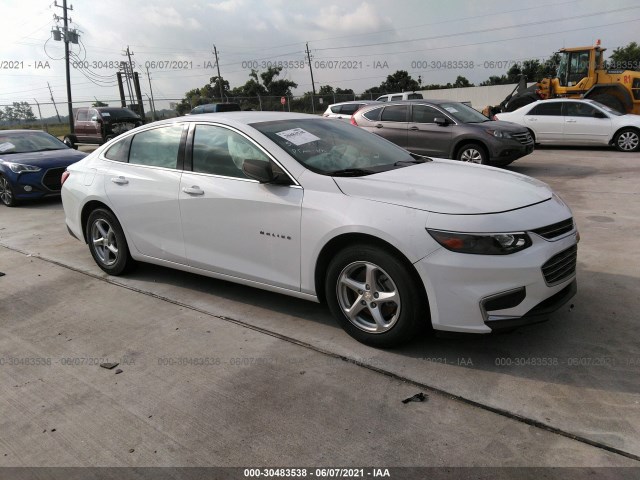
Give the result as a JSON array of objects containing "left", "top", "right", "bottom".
[
  {"left": 439, "top": 102, "right": 490, "bottom": 123},
  {"left": 99, "top": 108, "right": 139, "bottom": 119},
  {"left": 251, "top": 118, "right": 417, "bottom": 175},
  {"left": 0, "top": 131, "right": 67, "bottom": 154}
]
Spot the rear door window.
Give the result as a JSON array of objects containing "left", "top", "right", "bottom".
[
  {"left": 380, "top": 105, "right": 409, "bottom": 122},
  {"left": 527, "top": 102, "right": 562, "bottom": 116},
  {"left": 129, "top": 125, "right": 184, "bottom": 169},
  {"left": 363, "top": 106, "right": 383, "bottom": 121}
]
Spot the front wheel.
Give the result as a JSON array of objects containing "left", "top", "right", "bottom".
[
  {"left": 86, "top": 208, "right": 135, "bottom": 275},
  {"left": 0, "top": 175, "right": 17, "bottom": 207},
  {"left": 325, "top": 245, "right": 425, "bottom": 347},
  {"left": 457, "top": 143, "right": 488, "bottom": 165},
  {"left": 614, "top": 128, "right": 640, "bottom": 152}
]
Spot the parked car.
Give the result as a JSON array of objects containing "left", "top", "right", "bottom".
[
  {"left": 376, "top": 92, "right": 423, "bottom": 102},
  {"left": 495, "top": 99, "right": 640, "bottom": 152},
  {"left": 61, "top": 112, "right": 577, "bottom": 347},
  {"left": 322, "top": 101, "right": 381, "bottom": 120},
  {"left": 0, "top": 130, "right": 86, "bottom": 207},
  {"left": 189, "top": 103, "right": 241, "bottom": 114},
  {"left": 64, "top": 107, "right": 143, "bottom": 149},
  {"left": 352, "top": 100, "right": 534, "bottom": 166}
]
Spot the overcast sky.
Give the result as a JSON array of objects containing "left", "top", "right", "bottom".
[{"left": 2, "top": 0, "right": 639, "bottom": 115}]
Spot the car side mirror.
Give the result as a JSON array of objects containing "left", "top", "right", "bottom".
[
  {"left": 91, "top": 116, "right": 102, "bottom": 123},
  {"left": 242, "top": 159, "right": 291, "bottom": 185},
  {"left": 593, "top": 111, "right": 607, "bottom": 119},
  {"left": 434, "top": 117, "right": 449, "bottom": 126}
]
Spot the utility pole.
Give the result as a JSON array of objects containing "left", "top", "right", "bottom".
[
  {"left": 305, "top": 42, "right": 316, "bottom": 113},
  {"left": 47, "top": 82, "right": 61, "bottom": 122},
  {"left": 146, "top": 67, "right": 157, "bottom": 120},
  {"left": 213, "top": 45, "right": 224, "bottom": 101},
  {"left": 54, "top": 0, "right": 74, "bottom": 133},
  {"left": 123, "top": 47, "right": 136, "bottom": 105}
]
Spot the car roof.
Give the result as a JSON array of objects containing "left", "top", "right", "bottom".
[
  {"left": 328, "top": 100, "right": 381, "bottom": 107},
  {"left": 0, "top": 129, "right": 49, "bottom": 135},
  {"left": 156, "top": 111, "right": 320, "bottom": 126}
]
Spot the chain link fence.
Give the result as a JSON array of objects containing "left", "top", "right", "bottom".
[{"left": 0, "top": 93, "right": 386, "bottom": 136}]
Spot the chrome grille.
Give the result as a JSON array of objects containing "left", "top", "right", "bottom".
[
  {"left": 511, "top": 131, "right": 533, "bottom": 145},
  {"left": 542, "top": 245, "right": 577, "bottom": 286},
  {"left": 532, "top": 218, "right": 574, "bottom": 240},
  {"left": 41, "top": 167, "right": 65, "bottom": 191}
]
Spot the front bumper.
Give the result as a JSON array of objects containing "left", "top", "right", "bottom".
[
  {"left": 489, "top": 141, "right": 534, "bottom": 165},
  {"left": 414, "top": 224, "right": 578, "bottom": 334},
  {"left": 484, "top": 280, "right": 576, "bottom": 331}
]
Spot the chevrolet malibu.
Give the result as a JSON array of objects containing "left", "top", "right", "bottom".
[{"left": 61, "top": 112, "right": 578, "bottom": 347}]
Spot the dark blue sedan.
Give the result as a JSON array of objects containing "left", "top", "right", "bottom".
[{"left": 0, "top": 130, "right": 87, "bottom": 207}]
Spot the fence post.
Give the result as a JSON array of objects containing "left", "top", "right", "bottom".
[{"left": 258, "top": 95, "right": 262, "bottom": 111}]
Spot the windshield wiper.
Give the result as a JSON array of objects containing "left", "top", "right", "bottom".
[
  {"left": 327, "top": 168, "right": 376, "bottom": 177},
  {"left": 395, "top": 154, "right": 431, "bottom": 166},
  {"left": 34, "top": 147, "right": 65, "bottom": 152}
]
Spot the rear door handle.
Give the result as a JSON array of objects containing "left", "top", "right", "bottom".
[
  {"left": 565, "top": 119, "right": 577, "bottom": 123},
  {"left": 409, "top": 126, "right": 419, "bottom": 131},
  {"left": 375, "top": 124, "right": 383, "bottom": 129},
  {"left": 527, "top": 117, "right": 537, "bottom": 121},
  {"left": 110, "top": 176, "right": 128, "bottom": 185},
  {"left": 182, "top": 186, "right": 204, "bottom": 196}
]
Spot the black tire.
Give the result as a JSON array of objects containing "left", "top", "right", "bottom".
[
  {"left": 588, "top": 93, "right": 625, "bottom": 114},
  {"left": 325, "top": 244, "right": 425, "bottom": 347},
  {"left": 63, "top": 135, "right": 77, "bottom": 150},
  {"left": 86, "top": 208, "right": 135, "bottom": 275},
  {"left": 0, "top": 174, "right": 17, "bottom": 207},
  {"left": 613, "top": 128, "right": 640, "bottom": 152},
  {"left": 456, "top": 143, "right": 488, "bottom": 165}
]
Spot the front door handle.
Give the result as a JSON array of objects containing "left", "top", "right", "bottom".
[
  {"left": 110, "top": 176, "right": 128, "bottom": 185},
  {"left": 409, "top": 126, "right": 419, "bottom": 131},
  {"left": 375, "top": 124, "right": 383, "bottom": 129},
  {"left": 565, "top": 119, "right": 577, "bottom": 123},
  {"left": 182, "top": 186, "right": 204, "bottom": 196}
]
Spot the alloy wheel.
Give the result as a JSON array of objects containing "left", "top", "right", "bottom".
[
  {"left": 336, "top": 261, "right": 401, "bottom": 333},
  {"left": 91, "top": 218, "right": 119, "bottom": 266},
  {"left": 617, "top": 131, "right": 639, "bottom": 151},
  {"left": 0, "top": 177, "right": 13, "bottom": 206},
  {"left": 460, "top": 148, "right": 483, "bottom": 163}
]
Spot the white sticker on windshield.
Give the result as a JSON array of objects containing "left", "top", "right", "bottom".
[
  {"left": 0, "top": 142, "right": 15, "bottom": 152},
  {"left": 443, "top": 107, "right": 458, "bottom": 113},
  {"left": 102, "top": 112, "right": 110, "bottom": 117},
  {"left": 275, "top": 128, "right": 321, "bottom": 146}
]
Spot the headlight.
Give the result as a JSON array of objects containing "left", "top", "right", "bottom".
[
  {"left": 486, "top": 129, "right": 512, "bottom": 139},
  {"left": 3, "top": 161, "right": 41, "bottom": 173},
  {"left": 427, "top": 229, "right": 532, "bottom": 255}
]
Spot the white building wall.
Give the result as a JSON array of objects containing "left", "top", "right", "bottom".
[{"left": 418, "top": 83, "right": 536, "bottom": 111}]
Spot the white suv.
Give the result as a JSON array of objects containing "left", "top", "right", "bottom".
[{"left": 376, "top": 92, "right": 423, "bottom": 102}]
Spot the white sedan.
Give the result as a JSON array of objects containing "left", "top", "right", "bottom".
[
  {"left": 495, "top": 99, "right": 640, "bottom": 152},
  {"left": 61, "top": 112, "right": 578, "bottom": 347}
]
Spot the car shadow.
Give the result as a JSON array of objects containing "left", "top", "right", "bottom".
[{"left": 124, "top": 260, "right": 639, "bottom": 396}]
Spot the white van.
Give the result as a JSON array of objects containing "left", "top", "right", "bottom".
[{"left": 375, "top": 92, "right": 423, "bottom": 102}]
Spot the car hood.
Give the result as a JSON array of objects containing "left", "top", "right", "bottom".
[
  {"left": 0, "top": 148, "right": 87, "bottom": 167},
  {"left": 333, "top": 160, "right": 553, "bottom": 214},
  {"left": 469, "top": 119, "right": 527, "bottom": 132}
]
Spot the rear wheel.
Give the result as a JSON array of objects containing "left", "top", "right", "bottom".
[
  {"left": 325, "top": 245, "right": 425, "bottom": 347},
  {"left": 614, "top": 128, "right": 640, "bottom": 152},
  {"left": 0, "top": 175, "right": 17, "bottom": 207},
  {"left": 457, "top": 143, "right": 488, "bottom": 165},
  {"left": 86, "top": 208, "right": 135, "bottom": 275}
]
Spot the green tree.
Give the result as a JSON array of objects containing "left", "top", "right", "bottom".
[
  {"left": 609, "top": 42, "right": 640, "bottom": 70},
  {"left": 92, "top": 100, "right": 108, "bottom": 107},
  {"left": 452, "top": 76, "right": 473, "bottom": 88},
  {"left": 209, "top": 76, "right": 231, "bottom": 97},
  {"left": 379, "top": 70, "right": 420, "bottom": 93},
  {"left": 479, "top": 75, "right": 510, "bottom": 86},
  {"left": 260, "top": 66, "right": 297, "bottom": 96}
]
